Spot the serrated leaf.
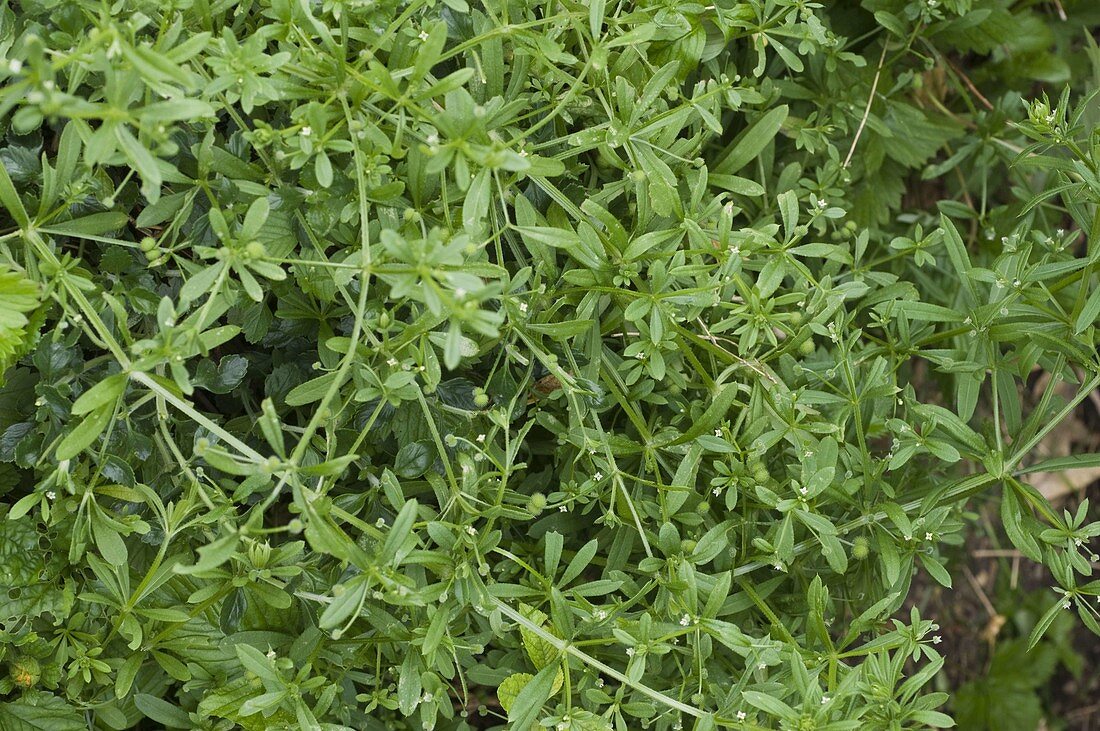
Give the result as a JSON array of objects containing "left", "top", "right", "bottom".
[
  {"left": 497, "top": 672, "right": 534, "bottom": 713},
  {"left": 0, "top": 694, "right": 86, "bottom": 731}
]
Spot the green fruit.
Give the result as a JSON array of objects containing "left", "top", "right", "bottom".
[{"left": 526, "top": 492, "right": 547, "bottom": 515}]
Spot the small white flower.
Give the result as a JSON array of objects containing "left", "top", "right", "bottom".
[
  {"left": 1057, "top": 228, "right": 1065, "bottom": 236},
  {"left": 626, "top": 647, "right": 635, "bottom": 657},
  {"left": 679, "top": 614, "right": 691, "bottom": 626},
  {"left": 476, "top": 434, "right": 486, "bottom": 443},
  {"left": 595, "top": 609, "right": 607, "bottom": 620},
  {"left": 422, "top": 692, "right": 434, "bottom": 702},
  {"left": 418, "top": 30, "right": 430, "bottom": 41},
  {"left": 817, "top": 199, "right": 827, "bottom": 209},
  {"left": 714, "top": 429, "right": 722, "bottom": 437},
  {"left": 925, "top": 532, "right": 934, "bottom": 541},
  {"left": 1063, "top": 600, "right": 1072, "bottom": 610},
  {"left": 594, "top": 471, "right": 603, "bottom": 481},
  {"left": 774, "top": 563, "right": 783, "bottom": 571},
  {"left": 559, "top": 505, "right": 568, "bottom": 512},
  {"left": 757, "top": 662, "right": 766, "bottom": 670},
  {"left": 737, "top": 711, "right": 747, "bottom": 721},
  {"left": 713, "top": 487, "right": 721, "bottom": 496},
  {"left": 1074, "top": 538, "right": 1083, "bottom": 547},
  {"left": 932, "top": 635, "right": 941, "bottom": 644},
  {"left": 821, "top": 695, "right": 830, "bottom": 704},
  {"left": 376, "top": 517, "right": 386, "bottom": 527},
  {"left": 466, "top": 525, "right": 478, "bottom": 536},
  {"left": 596, "top": 678, "right": 605, "bottom": 688},
  {"left": 799, "top": 487, "right": 808, "bottom": 496},
  {"left": 45, "top": 490, "right": 56, "bottom": 500},
  {"left": 7, "top": 59, "right": 22, "bottom": 74},
  {"left": 386, "top": 357, "right": 398, "bottom": 367},
  {"left": 266, "top": 649, "right": 276, "bottom": 659},
  {"left": 518, "top": 302, "right": 528, "bottom": 313},
  {"left": 300, "top": 125, "right": 312, "bottom": 137}
]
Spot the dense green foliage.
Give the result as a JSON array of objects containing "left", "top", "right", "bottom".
[{"left": 1, "top": 0, "right": 1100, "bottom": 728}]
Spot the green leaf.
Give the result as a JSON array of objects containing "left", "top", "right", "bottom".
[
  {"left": 939, "top": 214, "right": 976, "bottom": 303},
  {"left": 519, "top": 605, "right": 560, "bottom": 669},
  {"left": 1028, "top": 597, "right": 1067, "bottom": 650},
  {"left": 561, "top": 539, "right": 598, "bottom": 585},
  {"left": 1019, "top": 453, "right": 1100, "bottom": 473},
  {"left": 179, "top": 262, "right": 226, "bottom": 305},
  {"left": 508, "top": 661, "right": 558, "bottom": 729},
  {"left": 1074, "top": 282, "right": 1100, "bottom": 333},
  {"left": 315, "top": 151, "right": 333, "bottom": 188},
  {"left": 298, "top": 453, "right": 358, "bottom": 477},
  {"left": 1000, "top": 485, "right": 1043, "bottom": 562},
  {"left": 463, "top": 168, "right": 491, "bottom": 232},
  {"left": 714, "top": 106, "right": 788, "bottom": 175},
  {"left": 319, "top": 575, "right": 369, "bottom": 630},
  {"left": 497, "top": 672, "right": 534, "bottom": 713},
  {"left": 285, "top": 372, "right": 339, "bottom": 406},
  {"left": 741, "top": 690, "right": 798, "bottom": 721},
  {"left": 0, "top": 694, "right": 86, "bottom": 731},
  {"left": 894, "top": 301, "right": 962, "bottom": 323},
  {"left": 134, "top": 694, "right": 193, "bottom": 728},
  {"left": 175, "top": 532, "right": 239, "bottom": 574},
  {"left": 395, "top": 440, "right": 433, "bottom": 478},
  {"left": 71, "top": 373, "right": 127, "bottom": 415},
  {"left": 46, "top": 212, "right": 130, "bottom": 237},
  {"left": 380, "top": 499, "right": 418, "bottom": 566},
  {"left": 918, "top": 553, "right": 952, "bottom": 588},
  {"left": 589, "top": 0, "right": 605, "bottom": 37},
  {"left": 663, "top": 382, "right": 742, "bottom": 446},
  {"left": 115, "top": 126, "right": 163, "bottom": 201},
  {"left": 0, "top": 266, "right": 41, "bottom": 376},
  {"left": 0, "top": 155, "right": 30, "bottom": 228},
  {"left": 397, "top": 651, "right": 422, "bottom": 716},
  {"left": 55, "top": 403, "right": 114, "bottom": 460}
]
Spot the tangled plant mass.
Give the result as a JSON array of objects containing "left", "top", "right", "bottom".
[{"left": 1, "top": 0, "right": 1100, "bottom": 729}]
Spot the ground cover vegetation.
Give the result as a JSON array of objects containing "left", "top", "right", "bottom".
[{"left": 1, "top": 0, "right": 1100, "bottom": 728}]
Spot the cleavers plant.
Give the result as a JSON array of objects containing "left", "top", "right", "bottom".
[{"left": 1, "top": 0, "right": 1099, "bottom": 730}]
